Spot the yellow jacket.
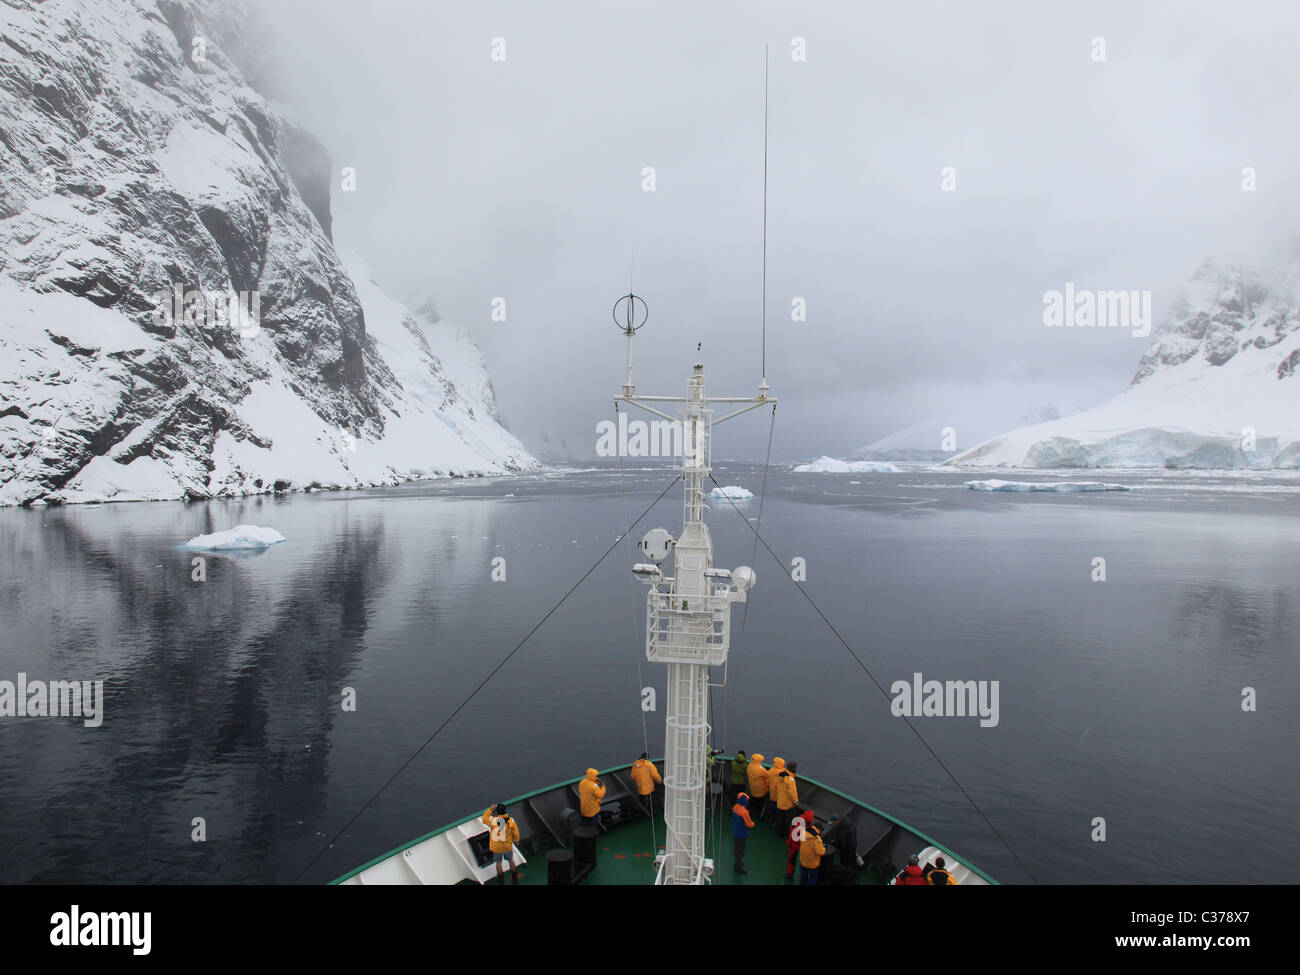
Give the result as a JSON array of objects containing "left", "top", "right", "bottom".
[
  {"left": 579, "top": 768, "right": 606, "bottom": 816},
  {"left": 630, "top": 758, "right": 662, "bottom": 796},
  {"left": 747, "top": 754, "right": 770, "bottom": 798},
  {"left": 481, "top": 808, "right": 520, "bottom": 854},
  {"left": 768, "top": 757, "right": 787, "bottom": 805},
  {"left": 774, "top": 768, "right": 799, "bottom": 810},
  {"left": 799, "top": 829, "right": 826, "bottom": 868}
]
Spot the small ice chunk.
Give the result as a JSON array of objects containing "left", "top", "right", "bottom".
[
  {"left": 963, "top": 479, "right": 1134, "bottom": 493},
  {"left": 182, "top": 525, "right": 287, "bottom": 549},
  {"left": 707, "top": 485, "right": 754, "bottom": 500}
]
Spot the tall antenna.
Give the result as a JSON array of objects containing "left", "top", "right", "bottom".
[
  {"left": 608, "top": 53, "right": 778, "bottom": 882},
  {"left": 760, "top": 44, "right": 769, "bottom": 394}
]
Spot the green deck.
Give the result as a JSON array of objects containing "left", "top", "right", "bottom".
[
  {"left": 493, "top": 801, "right": 880, "bottom": 885},
  {"left": 332, "top": 757, "right": 997, "bottom": 885}
]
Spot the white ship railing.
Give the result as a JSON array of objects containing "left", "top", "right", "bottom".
[{"left": 645, "top": 586, "right": 734, "bottom": 666}]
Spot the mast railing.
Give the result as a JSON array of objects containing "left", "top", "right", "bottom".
[{"left": 645, "top": 586, "right": 735, "bottom": 666}]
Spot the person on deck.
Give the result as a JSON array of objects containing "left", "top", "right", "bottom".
[
  {"left": 481, "top": 803, "right": 521, "bottom": 884},
  {"left": 785, "top": 809, "right": 814, "bottom": 881},
  {"left": 924, "top": 856, "right": 958, "bottom": 885},
  {"left": 630, "top": 753, "right": 662, "bottom": 819},
  {"left": 705, "top": 745, "right": 722, "bottom": 783},
  {"left": 765, "top": 757, "right": 788, "bottom": 824},
  {"left": 729, "top": 751, "right": 749, "bottom": 803},
  {"left": 746, "top": 753, "right": 771, "bottom": 821},
  {"left": 799, "top": 823, "right": 826, "bottom": 886},
  {"left": 773, "top": 766, "right": 799, "bottom": 823},
  {"left": 578, "top": 768, "right": 605, "bottom": 828},
  {"left": 895, "top": 854, "right": 927, "bottom": 885},
  {"left": 824, "top": 815, "right": 858, "bottom": 868},
  {"left": 731, "top": 792, "right": 755, "bottom": 875}
]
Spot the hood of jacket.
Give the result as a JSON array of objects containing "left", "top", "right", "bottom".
[
  {"left": 771, "top": 757, "right": 786, "bottom": 773},
  {"left": 736, "top": 792, "right": 749, "bottom": 806},
  {"left": 585, "top": 768, "right": 598, "bottom": 781},
  {"left": 749, "top": 754, "right": 764, "bottom": 765}
]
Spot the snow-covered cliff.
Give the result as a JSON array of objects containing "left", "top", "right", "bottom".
[
  {"left": 947, "top": 259, "right": 1300, "bottom": 469},
  {"left": 0, "top": 0, "right": 536, "bottom": 505}
]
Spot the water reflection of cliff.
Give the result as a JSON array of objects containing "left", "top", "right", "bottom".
[{"left": 0, "top": 495, "right": 498, "bottom": 883}]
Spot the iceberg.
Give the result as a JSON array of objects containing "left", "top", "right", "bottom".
[
  {"left": 963, "top": 480, "right": 1135, "bottom": 493},
  {"left": 793, "top": 457, "right": 901, "bottom": 473},
  {"left": 707, "top": 485, "right": 754, "bottom": 500},
  {"left": 182, "top": 525, "right": 287, "bottom": 549}
]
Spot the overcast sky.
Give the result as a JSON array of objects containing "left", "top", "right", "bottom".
[{"left": 251, "top": 0, "right": 1300, "bottom": 460}]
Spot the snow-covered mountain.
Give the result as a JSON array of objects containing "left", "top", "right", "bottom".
[
  {"left": 0, "top": 0, "right": 536, "bottom": 505},
  {"left": 849, "top": 405, "right": 1080, "bottom": 463},
  {"left": 947, "top": 259, "right": 1300, "bottom": 469}
]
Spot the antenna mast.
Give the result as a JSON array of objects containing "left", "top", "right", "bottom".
[
  {"left": 612, "top": 52, "right": 777, "bottom": 884},
  {"left": 618, "top": 358, "right": 773, "bottom": 884}
]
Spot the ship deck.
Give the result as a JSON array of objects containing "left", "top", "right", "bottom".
[
  {"left": 333, "top": 758, "right": 994, "bottom": 885},
  {"left": 489, "top": 797, "right": 880, "bottom": 885}
]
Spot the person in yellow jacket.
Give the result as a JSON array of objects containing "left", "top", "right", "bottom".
[
  {"left": 774, "top": 764, "right": 799, "bottom": 816},
  {"left": 630, "top": 752, "right": 663, "bottom": 819},
  {"left": 746, "top": 753, "right": 771, "bottom": 821},
  {"left": 799, "top": 823, "right": 826, "bottom": 885},
  {"left": 765, "top": 757, "right": 788, "bottom": 825},
  {"left": 924, "top": 855, "right": 959, "bottom": 885},
  {"left": 578, "top": 767, "right": 606, "bottom": 828},
  {"left": 481, "top": 803, "right": 522, "bottom": 884}
]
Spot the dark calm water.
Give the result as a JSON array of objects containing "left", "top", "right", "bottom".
[{"left": 1, "top": 463, "right": 1297, "bottom": 884}]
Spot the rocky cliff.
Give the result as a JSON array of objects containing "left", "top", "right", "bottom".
[{"left": 0, "top": 0, "right": 536, "bottom": 505}]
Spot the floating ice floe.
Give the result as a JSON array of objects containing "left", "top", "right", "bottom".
[
  {"left": 793, "top": 456, "right": 901, "bottom": 473},
  {"left": 182, "top": 525, "right": 287, "bottom": 549},
  {"left": 707, "top": 485, "right": 754, "bottom": 500},
  {"left": 963, "top": 480, "right": 1135, "bottom": 493}
]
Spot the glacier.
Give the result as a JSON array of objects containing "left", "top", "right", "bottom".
[
  {"left": 849, "top": 404, "right": 1081, "bottom": 463},
  {"left": 0, "top": 0, "right": 537, "bottom": 506}
]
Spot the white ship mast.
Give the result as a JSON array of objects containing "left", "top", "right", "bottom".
[
  {"left": 615, "top": 45, "right": 776, "bottom": 885},
  {"left": 615, "top": 293, "right": 774, "bottom": 884}
]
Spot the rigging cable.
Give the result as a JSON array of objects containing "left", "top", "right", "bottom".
[
  {"left": 707, "top": 473, "right": 1039, "bottom": 885},
  {"left": 292, "top": 471, "right": 684, "bottom": 884},
  {"left": 617, "top": 407, "right": 657, "bottom": 853},
  {"left": 720, "top": 402, "right": 777, "bottom": 755}
]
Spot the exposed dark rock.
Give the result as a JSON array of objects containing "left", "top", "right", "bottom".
[{"left": 0, "top": 0, "right": 535, "bottom": 505}]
